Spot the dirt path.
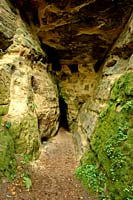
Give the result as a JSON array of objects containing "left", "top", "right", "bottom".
[{"left": 0, "top": 128, "right": 97, "bottom": 200}]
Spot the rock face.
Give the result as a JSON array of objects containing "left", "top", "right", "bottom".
[
  {"left": 52, "top": 63, "right": 99, "bottom": 130},
  {"left": 0, "top": 0, "right": 60, "bottom": 176},
  {"left": 0, "top": 1, "right": 133, "bottom": 197},
  {"left": 76, "top": 72, "right": 133, "bottom": 200},
  {"left": 10, "top": 0, "right": 132, "bottom": 65},
  {"left": 38, "top": 0, "right": 132, "bottom": 65},
  {"left": 0, "top": 0, "right": 16, "bottom": 49},
  {"left": 33, "top": 64, "right": 59, "bottom": 138},
  {"left": 74, "top": 12, "right": 133, "bottom": 158},
  {"left": 0, "top": 128, "right": 16, "bottom": 178},
  {"left": 74, "top": 12, "right": 133, "bottom": 200}
]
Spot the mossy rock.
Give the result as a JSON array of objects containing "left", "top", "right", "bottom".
[
  {"left": 0, "top": 113, "right": 40, "bottom": 180},
  {"left": 0, "top": 128, "right": 16, "bottom": 179},
  {"left": 75, "top": 72, "right": 133, "bottom": 200},
  {"left": 0, "top": 105, "right": 9, "bottom": 116},
  {"left": 9, "top": 114, "right": 40, "bottom": 159}
]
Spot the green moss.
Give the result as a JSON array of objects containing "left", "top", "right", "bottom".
[
  {"left": 75, "top": 72, "right": 133, "bottom": 200},
  {"left": 0, "top": 105, "right": 9, "bottom": 116},
  {"left": 0, "top": 113, "right": 40, "bottom": 182},
  {"left": 9, "top": 114, "right": 40, "bottom": 159},
  {"left": 0, "top": 128, "right": 16, "bottom": 180}
]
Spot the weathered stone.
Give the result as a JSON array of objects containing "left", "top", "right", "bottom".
[
  {"left": 0, "top": 52, "right": 41, "bottom": 158},
  {"left": 33, "top": 63, "right": 59, "bottom": 138},
  {"left": 8, "top": 0, "right": 133, "bottom": 65},
  {"left": 103, "top": 12, "right": 133, "bottom": 76},
  {"left": 73, "top": 12, "right": 133, "bottom": 158},
  {"left": 0, "top": 0, "right": 16, "bottom": 50},
  {"left": 0, "top": 5, "right": 60, "bottom": 164},
  {"left": 78, "top": 72, "right": 133, "bottom": 200},
  {"left": 0, "top": 68, "right": 11, "bottom": 105},
  {"left": 55, "top": 64, "right": 99, "bottom": 129},
  {"left": 7, "top": 114, "right": 40, "bottom": 158},
  {"left": 0, "top": 0, "right": 133, "bottom": 192}
]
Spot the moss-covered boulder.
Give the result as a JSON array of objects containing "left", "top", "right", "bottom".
[{"left": 75, "top": 72, "right": 133, "bottom": 200}]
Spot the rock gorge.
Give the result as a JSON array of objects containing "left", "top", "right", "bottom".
[{"left": 0, "top": 0, "right": 133, "bottom": 199}]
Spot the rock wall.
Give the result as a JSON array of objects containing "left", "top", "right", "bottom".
[
  {"left": 36, "top": 0, "right": 132, "bottom": 65},
  {"left": 75, "top": 13, "right": 133, "bottom": 200},
  {"left": 73, "top": 12, "right": 133, "bottom": 158},
  {"left": 52, "top": 63, "right": 100, "bottom": 130},
  {"left": 0, "top": 0, "right": 133, "bottom": 191},
  {"left": 76, "top": 72, "right": 133, "bottom": 199},
  {"left": 0, "top": 0, "right": 59, "bottom": 177},
  {"left": 0, "top": 0, "right": 16, "bottom": 49}
]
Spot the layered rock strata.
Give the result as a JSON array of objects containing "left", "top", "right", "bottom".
[{"left": 0, "top": 0, "right": 60, "bottom": 176}]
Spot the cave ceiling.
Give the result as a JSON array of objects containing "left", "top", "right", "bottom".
[{"left": 10, "top": 0, "right": 133, "bottom": 66}]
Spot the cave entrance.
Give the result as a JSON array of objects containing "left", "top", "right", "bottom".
[{"left": 59, "top": 96, "right": 69, "bottom": 130}]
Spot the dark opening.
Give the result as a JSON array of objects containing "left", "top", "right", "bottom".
[
  {"left": 9, "top": 0, "right": 39, "bottom": 25},
  {"left": 68, "top": 64, "right": 78, "bottom": 73},
  {"left": 41, "top": 137, "right": 48, "bottom": 144},
  {"left": 40, "top": 43, "right": 61, "bottom": 71},
  {"left": 94, "top": 60, "right": 103, "bottom": 72},
  {"left": 59, "top": 96, "right": 69, "bottom": 130}
]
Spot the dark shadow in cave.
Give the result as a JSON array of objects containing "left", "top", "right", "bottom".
[
  {"left": 9, "top": 0, "right": 39, "bottom": 25},
  {"left": 40, "top": 43, "right": 61, "bottom": 71},
  {"left": 94, "top": 59, "right": 103, "bottom": 72},
  {"left": 40, "top": 96, "right": 69, "bottom": 144},
  {"left": 59, "top": 96, "right": 69, "bottom": 130},
  {"left": 68, "top": 64, "right": 78, "bottom": 73},
  {"left": 41, "top": 137, "right": 49, "bottom": 144}
]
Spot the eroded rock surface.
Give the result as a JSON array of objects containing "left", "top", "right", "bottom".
[
  {"left": 9, "top": 0, "right": 133, "bottom": 65},
  {"left": 0, "top": 0, "right": 60, "bottom": 176},
  {"left": 53, "top": 63, "right": 99, "bottom": 130},
  {"left": 0, "top": 0, "right": 16, "bottom": 49},
  {"left": 77, "top": 72, "right": 133, "bottom": 199},
  {"left": 0, "top": 1, "right": 133, "bottom": 192},
  {"left": 74, "top": 12, "right": 133, "bottom": 158},
  {"left": 33, "top": 63, "right": 59, "bottom": 138}
]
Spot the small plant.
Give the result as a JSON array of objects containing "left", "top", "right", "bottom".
[
  {"left": 75, "top": 164, "right": 107, "bottom": 198},
  {"left": 18, "top": 154, "right": 32, "bottom": 190},
  {"left": 21, "top": 173, "right": 32, "bottom": 190},
  {"left": 122, "top": 100, "right": 133, "bottom": 111},
  {"left": 124, "top": 185, "right": 133, "bottom": 200},
  {"left": 104, "top": 124, "right": 128, "bottom": 181},
  {"left": 8, "top": 170, "right": 16, "bottom": 181},
  {"left": 21, "top": 154, "right": 32, "bottom": 165},
  {"left": 4, "top": 121, "right": 12, "bottom": 129},
  {"left": 116, "top": 126, "right": 128, "bottom": 143},
  {"left": 0, "top": 49, "right": 4, "bottom": 54}
]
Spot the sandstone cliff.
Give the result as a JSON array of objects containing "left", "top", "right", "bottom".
[{"left": 0, "top": 0, "right": 133, "bottom": 199}]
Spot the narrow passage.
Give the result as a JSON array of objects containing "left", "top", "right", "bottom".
[{"left": 0, "top": 128, "right": 97, "bottom": 200}]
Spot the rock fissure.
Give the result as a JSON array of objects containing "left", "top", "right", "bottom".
[{"left": 58, "top": 95, "right": 69, "bottom": 130}]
